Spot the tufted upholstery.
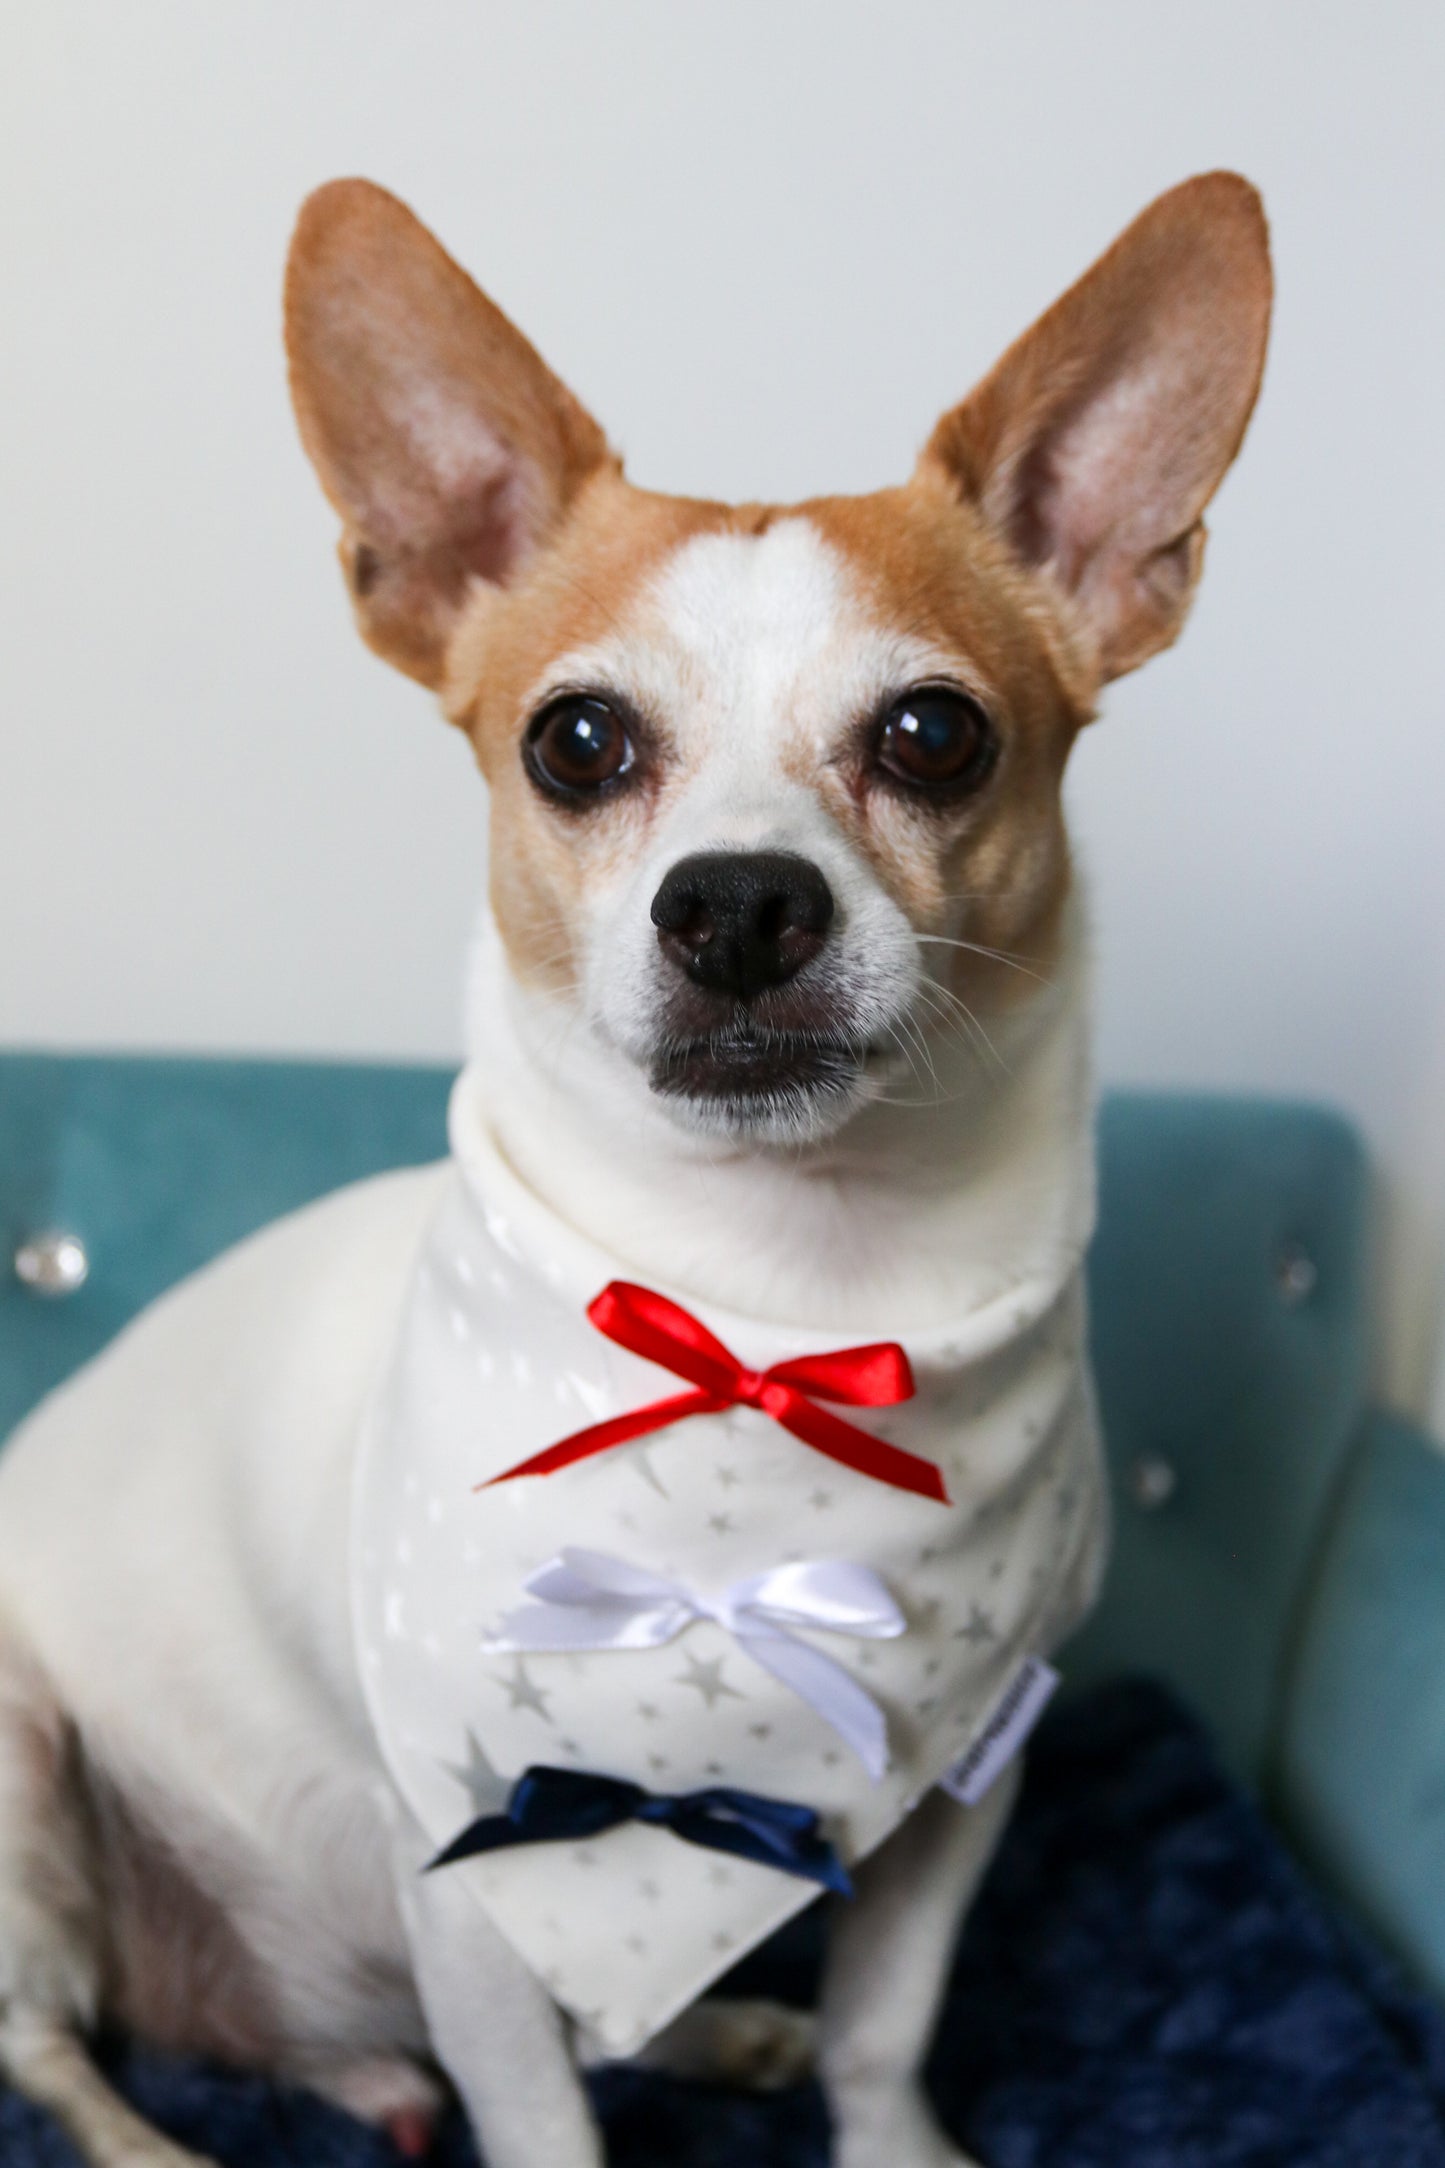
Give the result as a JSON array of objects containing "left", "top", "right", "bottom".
[
  {"left": 1068, "top": 1094, "right": 1371, "bottom": 1783},
  {"left": 2, "top": 1053, "right": 1443, "bottom": 2006}
]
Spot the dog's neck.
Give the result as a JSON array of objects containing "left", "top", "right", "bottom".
[{"left": 459, "top": 912, "right": 1096, "bottom": 1335}]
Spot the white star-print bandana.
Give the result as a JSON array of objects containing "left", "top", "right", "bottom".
[{"left": 353, "top": 1073, "right": 1107, "bottom": 2055}]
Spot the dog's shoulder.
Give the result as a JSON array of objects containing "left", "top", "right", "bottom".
[{"left": 0, "top": 1160, "right": 453, "bottom": 1592}]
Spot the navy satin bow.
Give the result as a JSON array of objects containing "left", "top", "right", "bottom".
[{"left": 427, "top": 1764, "right": 853, "bottom": 1895}]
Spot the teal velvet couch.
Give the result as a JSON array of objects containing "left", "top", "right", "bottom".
[{"left": 3, "top": 1053, "right": 1443, "bottom": 2012}]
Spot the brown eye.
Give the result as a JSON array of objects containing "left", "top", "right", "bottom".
[
  {"left": 524, "top": 695, "right": 635, "bottom": 799},
  {"left": 876, "top": 686, "right": 996, "bottom": 795}
]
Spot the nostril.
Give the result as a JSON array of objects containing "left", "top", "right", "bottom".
[
  {"left": 757, "top": 894, "right": 787, "bottom": 942},
  {"left": 672, "top": 900, "right": 716, "bottom": 946},
  {"left": 651, "top": 850, "right": 835, "bottom": 1000},
  {"left": 781, "top": 866, "right": 834, "bottom": 936},
  {"left": 650, "top": 873, "right": 700, "bottom": 936}
]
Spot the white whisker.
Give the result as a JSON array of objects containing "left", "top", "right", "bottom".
[{"left": 914, "top": 934, "right": 1053, "bottom": 987}]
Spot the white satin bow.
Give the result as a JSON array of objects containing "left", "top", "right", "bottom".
[{"left": 482, "top": 1550, "right": 906, "bottom": 1779}]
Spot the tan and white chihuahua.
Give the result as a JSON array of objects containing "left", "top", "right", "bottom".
[{"left": 0, "top": 174, "right": 1269, "bottom": 2168}]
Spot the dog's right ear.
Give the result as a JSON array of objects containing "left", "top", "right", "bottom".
[
  {"left": 285, "top": 180, "right": 615, "bottom": 688},
  {"left": 918, "top": 173, "right": 1271, "bottom": 684}
]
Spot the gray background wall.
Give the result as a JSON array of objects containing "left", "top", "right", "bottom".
[{"left": 3, "top": 2, "right": 1442, "bottom": 1425}]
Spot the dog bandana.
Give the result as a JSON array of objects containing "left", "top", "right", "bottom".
[{"left": 353, "top": 1075, "right": 1106, "bottom": 2055}]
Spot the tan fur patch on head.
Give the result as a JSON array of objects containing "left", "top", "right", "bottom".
[
  {"left": 798, "top": 481, "right": 1098, "bottom": 1015},
  {"left": 443, "top": 474, "right": 749, "bottom": 993}
]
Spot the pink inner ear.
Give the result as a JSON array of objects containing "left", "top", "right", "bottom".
[
  {"left": 385, "top": 443, "right": 537, "bottom": 591},
  {"left": 444, "top": 465, "right": 535, "bottom": 586},
  {"left": 347, "top": 374, "right": 541, "bottom": 584},
  {"left": 1012, "top": 347, "right": 1209, "bottom": 591},
  {"left": 287, "top": 179, "right": 615, "bottom": 667},
  {"left": 352, "top": 475, "right": 530, "bottom": 599},
  {"left": 928, "top": 175, "right": 1271, "bottom": 680}
]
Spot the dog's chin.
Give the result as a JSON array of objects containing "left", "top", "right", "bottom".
[{"left": 647, "top": 1029, "right": 876, "bottom": 1146}]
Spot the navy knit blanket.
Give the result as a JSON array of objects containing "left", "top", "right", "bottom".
[{"left": 9, "top": 1679, "right": 1445, "bottom": 2166}]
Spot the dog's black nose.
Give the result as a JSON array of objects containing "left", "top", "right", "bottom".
[{"left": 651, "top": 850, "right": 835, "bottom": 1001}]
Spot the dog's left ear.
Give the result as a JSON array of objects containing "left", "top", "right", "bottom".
[
  {"left": 919, "top": 172, "right": 1272, "bottom": 681},
  {"left": 285, "top": 179, "right": 615, "bottom": 688}
]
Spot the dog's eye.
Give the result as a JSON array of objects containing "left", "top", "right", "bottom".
[
  {"left": 524, "top": 696, "right": 635, "bottom": 799},
  {"left": 875, "top": 687, "right": 996, "bottom": 795}
]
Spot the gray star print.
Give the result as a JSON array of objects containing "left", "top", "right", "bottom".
[
  {"left": 629, "top": 1446, "right": 670, "bottom": 1499},
  {"left": 676, "top": 1652, "right": 745, "bottom": 1708},
  {"left": 501, "top": 1656, "right": 554, "bottom": 1720},
  {"left": 441, "top": 1729, "right": 510, "bottom": 1817},
  {"left": 956, "top": 1603, "right": 997, "bottom": 1646}
]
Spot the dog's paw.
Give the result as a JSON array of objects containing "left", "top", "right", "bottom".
[
  {"left": 297, "top": 2051, "right": 447, "bottom": 2151},
  {"left": 702, "top": 1998, "right": 817, "bottom": 2090},
  {"left": 628, "top": 1996, "right": 816, "bottom": 2090},
  {"left": 830, "top": 2082, "right": 984, "bottom": 2168}
]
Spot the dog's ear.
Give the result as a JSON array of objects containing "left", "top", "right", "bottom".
[
  {"left": 285, "top": 180, "right": 615, "bottom": 688},
  {"left": 919, "top": 172, "right": 1271, "bottom": 682}
]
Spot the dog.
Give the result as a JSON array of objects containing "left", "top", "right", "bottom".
[{"left": 0, "top": 172, "right": 1270, "bottom": 2168}]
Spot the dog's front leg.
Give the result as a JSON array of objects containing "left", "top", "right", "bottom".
[
  {"left": 389, "top": 1816, "right": 604, "bottom": 2168},
  {"left": 818, "top": 1765, "right": 1020, "bottom": 2168}
]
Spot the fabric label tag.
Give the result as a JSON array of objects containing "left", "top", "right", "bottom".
[{"left": 938, "top": 1656, "right": 1060, "bottom": 1805}]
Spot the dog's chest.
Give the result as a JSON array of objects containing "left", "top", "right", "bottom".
[{"left": 353, "top": 1169, "right": 1102, "bottom": 2055}]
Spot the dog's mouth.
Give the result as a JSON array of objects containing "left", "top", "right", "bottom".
[{"left": 648, "top": 1027, "right": 874, "bottom": 1136}]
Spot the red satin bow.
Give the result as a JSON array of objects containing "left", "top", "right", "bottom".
[{"left": 481, "top": 1280, "right": 949, "bottom": 1504}]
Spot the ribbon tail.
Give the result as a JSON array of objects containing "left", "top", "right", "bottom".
[
  {"left": 667, "top": 1802, "right": 853, "bottom": 1896},
  {"left": 425, "top": 1811, "right": 525, "bottom": 1872},
  {"left": 738, "top": 1629, "right": 891, "bottom": 1781},
  {"left": 479, "top": 1388, "right": 724, "bottom": 1486},
  {"left": 775, "top": 1395, "right": 950, "bottom": 1505}
]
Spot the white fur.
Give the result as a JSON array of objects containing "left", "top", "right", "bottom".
[{"left": 0, "top": 520, "right": 1095, "bottom": 2168}]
